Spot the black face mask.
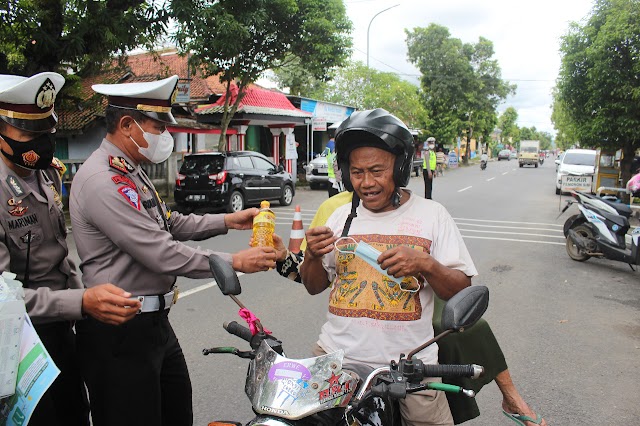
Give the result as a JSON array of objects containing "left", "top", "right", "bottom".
[{"left": 0, "top": 132, "right": 55, "bottom": 170}]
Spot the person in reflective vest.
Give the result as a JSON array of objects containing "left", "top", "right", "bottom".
[{"left": 422, "top": 137, "right": 437, "bottom": 199}]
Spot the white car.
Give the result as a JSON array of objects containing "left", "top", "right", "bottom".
[
  {"left": 555, "top": 149, "right": 596, "bottom": 194},
  {"left": 305, "top": 154, "right": 330, "bottom": 189}
]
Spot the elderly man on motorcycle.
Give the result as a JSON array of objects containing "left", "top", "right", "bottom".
[{"left": 300, "top": 109, "right": 477, "bottom": 426}]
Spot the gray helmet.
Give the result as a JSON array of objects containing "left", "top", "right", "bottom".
[{"left": 335, "top": 108, "right": 414, "bottom": 191}]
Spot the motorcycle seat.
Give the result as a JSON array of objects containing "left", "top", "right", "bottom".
[
  {"left": 600, "top": 198, "right": 632, "bottom": 218},
  {"left": 601, "top": 209, "right": 630, "bottom": 230}
]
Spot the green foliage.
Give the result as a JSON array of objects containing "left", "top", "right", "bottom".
[
  {"left": 0, "top": 0, "right": 171, "bottom": 76},
  {"left": 406, "top": 24, "right": 514, "bottom": 161},
  {"left": 171, "top": 0, "right": 352, "bottom": 150},
  {"left": 498, "top": 107, "right": 519, "bottom": 144},
  {"left": 556, "top": 0, "right": 640, "bottom": 182},
  {"left": 311, "top": 61, "right": 428, "bottom": 130}
]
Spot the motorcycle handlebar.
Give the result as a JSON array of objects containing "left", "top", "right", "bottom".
[
  {"left": 223, "top": 321, "right": 254, "bottom": 343},
  {"left": 422, "top": 364, "right": 484, "bottom": 379}
]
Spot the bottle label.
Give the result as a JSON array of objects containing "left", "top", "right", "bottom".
[{"left": 254, "top": 213, "right": 275, "bottom": 226}]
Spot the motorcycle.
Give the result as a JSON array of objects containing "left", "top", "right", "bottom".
[
  {"left": 480, "top": 160, "right": 487, "bottom": 171},
  {"left": 204, "top": 255, "right": 489, "bottom": 425},
  {"left": 560, "top": 191, "right": 640, "bottom": 270}
]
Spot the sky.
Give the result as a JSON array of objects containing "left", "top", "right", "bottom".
[{"left": 342, "top": 0, "right": 595, "bottom": 136}]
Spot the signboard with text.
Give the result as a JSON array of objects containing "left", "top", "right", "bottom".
[
  {"left": 561, "top": 175, "right": 593, "bottom": 193},
  {"left": 448, "top": 151, "right": 458, "bottom": 169},
  {"left": 312, "top": 118, "right": 327, "bottom": 131}
]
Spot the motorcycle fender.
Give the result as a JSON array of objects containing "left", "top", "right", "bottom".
[{"left": 563, "top": 214, "right": 587, "bottom": 237}]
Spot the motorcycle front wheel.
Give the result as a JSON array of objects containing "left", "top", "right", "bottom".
[{"left": 566, "top": 224, "right": 593, "bottom": 261}]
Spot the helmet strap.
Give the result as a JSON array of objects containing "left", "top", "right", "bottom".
[
  {"left": 341, "top": 193, "right": 360, "bottom": 237},
  {"left": 391, "top": 188, "right": 401, "bottom": 207}
]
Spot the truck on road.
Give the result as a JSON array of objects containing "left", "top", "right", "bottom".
[{"left": 519, "top": 140, "right": 540, "bottom": 168}]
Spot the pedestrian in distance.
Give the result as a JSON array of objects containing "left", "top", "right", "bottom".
[
  {"left": 0, "top": 72, "right": 140, "bottom": 426},
  {"left": 69, "top": 75, "right": 278, "bottom": 426},
  {"left": 422, "top": 136, "right": 437, "bottom": 199}
]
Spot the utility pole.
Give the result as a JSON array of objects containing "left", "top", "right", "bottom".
[{"left": 367, "top": 4, "right": 400, "bottom": 67}]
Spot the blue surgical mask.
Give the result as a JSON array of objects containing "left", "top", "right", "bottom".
[{"left": 335, "top": 237, "right": 419, "bottom": 292}]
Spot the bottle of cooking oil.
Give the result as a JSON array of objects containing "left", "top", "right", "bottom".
[{"left": 251, "top": 200, "right": 275, "bottom": 248}]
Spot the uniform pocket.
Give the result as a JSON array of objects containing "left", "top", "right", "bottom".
[{"left": 7, "top": 224, "right": 45, "bottom": 250}]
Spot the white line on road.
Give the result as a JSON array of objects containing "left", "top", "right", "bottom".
[
  {"left": 456, "top": 222, "right": 563, "bottom": 232},
  {"left": 458, "top": 228, "right": 565, "bottom": 239},
  {"left": 487, "top": 177, "right": 495, "bottom": 181},
  {"left": 453, "top": 217, "right": 563, "bottom": 227},
  {"left": 502, "top": 172, "right": 509, "bottom": 175},
  {"left": 461, "top": 235, "right": 565, "bottom": 245},
  {"left": 458, "top": 186, "right": 472, "bottom": 192},
  {"left": 178, "top": 272, "right": 245, "bottom": 299}
]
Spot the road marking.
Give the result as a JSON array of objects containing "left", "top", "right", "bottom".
[
  {"left": 453, "top": 217, "right": 563, "bottom": 227},
  {"left": 456, "top": 222, "right": 563, "bottom": 232},
  {"left": 178, "top": 272, "right": 245, "bottom": 299},
  {"left": 458, "top": 228, "right": 565, "bottom": 239},
  {"left": 502, "top": 172, "right": 509, "bottom": 175},
  {"left": 458, "top": 186, "right": 472, "bottom": 192},
  {"left": 461, "top": 235, "right": 565, "bottom": 245},
  {"left": 487, "top": 177, "right": 495, "bottom": 181}
]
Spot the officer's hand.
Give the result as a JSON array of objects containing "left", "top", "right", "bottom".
[
  {"left": 232, "top": 246, "right": 277, "bottom": 272},
  {"left": 305, "top": 226, "right": 336, "bottom": 260},
  {"left": 225, "top": 208, "right": 259, "bottom": 230},
  {"left": 82, "top": 284, "right": 141, "bottom": 326}
]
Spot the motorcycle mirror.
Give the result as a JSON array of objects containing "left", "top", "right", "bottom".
[
  {"left": 440, "top": 286, "right": 489, "bottom": 332},
  {"left": 208, "top": 254, "right": 241, "bottom": 296}
]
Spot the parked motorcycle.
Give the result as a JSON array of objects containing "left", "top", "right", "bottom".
[
  {"left": 204, "top": 255, "right": 488, "bottom": 426},
  {"left": 560, "top": 191, "right": 640, "bottom": 270}
]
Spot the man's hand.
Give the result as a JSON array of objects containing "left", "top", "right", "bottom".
[
  {"left": 304, "top": 226, "right": 337, "bottom": 260},
  {"left": 249, "top": 233, "right": 288, "bottom": 262},
  {"left": 378, "top": 245, "right": 430, "bottom": 278},
  {"left": 82, "top": 284, "right": 141, "bottom": 326},
  {"left": 225, "top": 208, "right": 259, "bottom": 230},
  {"left": 232, "top": 246, "right": 278, "bottom": 272},
  {"left": 272, "top": 233, "right": 288, "bottom": 262}
]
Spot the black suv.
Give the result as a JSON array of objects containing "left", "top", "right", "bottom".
[{"left": 174, "top": 151, "right": 295, "bottom": 213}]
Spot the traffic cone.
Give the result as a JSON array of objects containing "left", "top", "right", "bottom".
[{"left": 288, "top": 205, "right": 305, "bottom": 254}]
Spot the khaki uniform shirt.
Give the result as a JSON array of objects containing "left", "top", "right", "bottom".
[
  {"left": 0, "top": 159, "right": 84, "bottom": 324},
  {"left": 69, "top": 140, "right": 233, "bottom": 296}
]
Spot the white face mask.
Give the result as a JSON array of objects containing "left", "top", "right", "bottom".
[
  {"left": 130, "top": 121, "right": 174, "bottom": 164},
  {"left": 428, "top": 144, "right": 435, "bottom": 150}
]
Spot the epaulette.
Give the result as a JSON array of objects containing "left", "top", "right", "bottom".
[
  {"left": 50, "top": 157, "right": 67, "bottom": 178},
  {"left": 109, "top": 155, "right": 135, "bottom": 174}
]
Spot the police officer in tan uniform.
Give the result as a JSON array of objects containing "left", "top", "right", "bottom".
[
  {"left": 69, "top": 75, "right": 277, "bottom": 426},
  {"left": 0, "top": 73, "right": 141, "bottom": 425}
]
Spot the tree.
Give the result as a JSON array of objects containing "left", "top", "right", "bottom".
[
  {"left": 406, "top": 24, "right": 514, "bottom": 163},
  {"left": 498, "top": 107, "right": 519, "bottom": 146},
  {"left": 0, "top": 1, "right": 170, "bottom": 76},
  {"left": 312, "top": 61, "right": 428, "bottom": 130},
  {"left": 556, "top": 0, "right": 640, "bottom": 188},
  {"left": 172, "top": 0, "right": 352, "bottom": 150}
]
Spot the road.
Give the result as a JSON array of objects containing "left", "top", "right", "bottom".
[{"left": 68, "top": 158, "right": 640, "bottom": 425}]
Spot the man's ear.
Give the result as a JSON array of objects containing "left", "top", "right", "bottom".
[{"left": 119, "top": 115, "right": 135, "bottom": 137}]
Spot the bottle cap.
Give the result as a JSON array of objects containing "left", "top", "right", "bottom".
[{"left": 260, "top": 200, "right": 270, "bottom": 208}]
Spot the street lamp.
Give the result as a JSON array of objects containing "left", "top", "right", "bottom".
[{"left": 366, "top": 4, "right": 400, "bottom": 68}]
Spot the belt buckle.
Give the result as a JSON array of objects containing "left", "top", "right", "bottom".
[
  {"left": 137, "top": 296, "right": 145, "bottom": 314},
  {"left": 172, "top": 287, "right": 180, "bottom": 305}
]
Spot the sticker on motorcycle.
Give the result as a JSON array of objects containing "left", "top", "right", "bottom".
[
  {"left": 318, "top": 372, "right": 355, "bottom": 404},
  {"left": 268, "top": 362, "right": 312, "bottom": 381}
]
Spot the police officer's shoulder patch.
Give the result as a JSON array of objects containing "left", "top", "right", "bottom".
[
  {"left": 118, "top": 186, "right": 140, "bottom": 210},
  {"left": 111, "top": 175, "right": 137, "bottom": 189}
]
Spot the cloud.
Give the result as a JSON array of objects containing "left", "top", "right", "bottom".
[{"left": 345, "top": 0, "right": 594, "bottom": 134}]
